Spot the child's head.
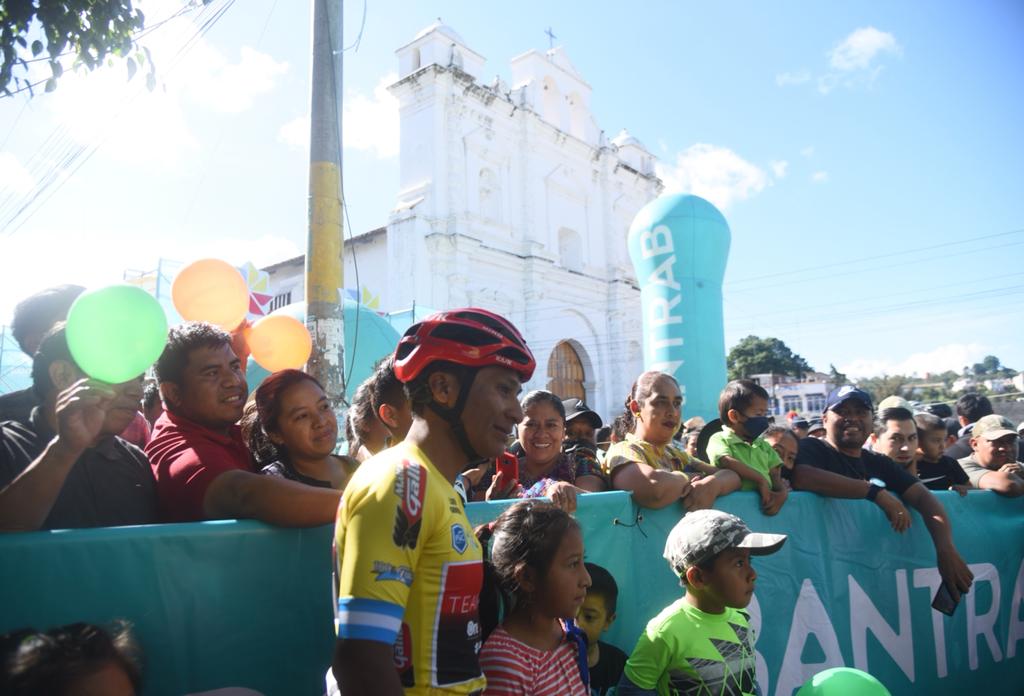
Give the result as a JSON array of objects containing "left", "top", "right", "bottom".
[
  {"left": 914, "top": 412, "right": 947, "bottom": 462},
  {"left": 663, "top": 510, "right": 786, "bottom": 612},
  {"left": 0, "top": 621, "right": 141, "bottom": 696},
  {"left": 477, "top": 501, "right": 591, "bottom": 633},
  {"left": 577, "top": 563, "right": 618, "bottom": 646},
  {"left": 763, "top": 425, "right": 799, "bottom": 469},
  {"left": 718, "top": 380, "right": 771, "bottom": 442}
]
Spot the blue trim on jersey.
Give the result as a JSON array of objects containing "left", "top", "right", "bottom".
[{"left": 336, "top": 597, "right": 405, "bottom": 644}]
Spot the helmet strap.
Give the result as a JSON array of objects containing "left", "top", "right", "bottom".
[{"left": 427, "top": 368, "right": 481, "bottom": 462}]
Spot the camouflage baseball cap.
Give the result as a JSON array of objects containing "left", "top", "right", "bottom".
[
  {"left": 663, "top": 509, "right": 787, "bottom": 576},
  {"left": 971, "top": 414, "right": 1017, "bottom": 441}
]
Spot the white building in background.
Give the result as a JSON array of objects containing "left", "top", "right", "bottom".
[
  {"left": 749, "top": 372, "right": 835, "bottom": 417},
  {"left": 266, "top": 21, "right": 662, "bottom": 420}
]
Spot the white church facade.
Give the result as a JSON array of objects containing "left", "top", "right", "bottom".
[{"left": 266, "top": 22, "right": 662, "bottom": 420}]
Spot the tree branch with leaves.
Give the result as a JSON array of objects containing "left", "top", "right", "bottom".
[{"left": 0, "top": 0, "right": 186, "bottom": 96}]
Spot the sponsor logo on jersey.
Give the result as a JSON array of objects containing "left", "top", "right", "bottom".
[
  {"left": 372, "top": 561, "right": 414, "bottom": 586},
  {"left": 394, "top": 622, "right": 415, "bottom": 687},
  {"left": 433, "top": 561, "right": 484, "bottom": 686},
  {"left": 451, "top": 523, "right": 468, "bottom": 554},
  {"left": 392, "top": 461, "right": 426, "bottom": 549}
]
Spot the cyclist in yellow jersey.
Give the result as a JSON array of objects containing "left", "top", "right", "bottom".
[{"left": 332, "top": 308, "right": 537, "bottom": 695}]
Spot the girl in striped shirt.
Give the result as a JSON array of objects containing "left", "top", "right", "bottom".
[{"left": 476, "top": 501, "right": 592, "bottom": 696}]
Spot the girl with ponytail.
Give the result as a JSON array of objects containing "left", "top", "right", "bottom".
[{"left": 475, "top": 500, "right": 591, "bottom": 695}]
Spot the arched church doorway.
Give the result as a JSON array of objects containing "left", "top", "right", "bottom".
[{"left": 547, "top": 341, "right": 586, "bottom": 401}]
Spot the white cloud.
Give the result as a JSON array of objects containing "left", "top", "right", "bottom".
[
  {"left": 279, "top": 73, "right": 400, "bottom": 159},
  {"left": 48, "top": 66, "right": 199, "bottom": 167},
  {"left": 0, "top": 153, "right": 35, "bottom": 194},
  {"left": 840, "top": 343, "right": 989, "bottom": 379},
  {"left": 656, "top": 144, "right": 769, "bottom": 211},
  {"left": 39, "top": 2, "right": 288, "bottom": 167},
  {"left": 776, "top": 70, "right": 811, "bottom": 87},
  {"left": 770, "top": 160, "right": 789, "bottom": 178},
  {"left": 779, "top": 27, "right": 900, "bottom": 95},
  {"left": 829, "top": 27, "right": 901, "bottom": 72},
  {"left": 343, "top": 73, "right": 399, "bottom": 158},
  {"left": 800, "top": 146, "right": 815, "bottom": 158},
  {"left": 184, "top": 46, "right": 288, "bottom": 114},
  {"left": 811, "top": 170, "right": 829, "bottom": 183},
  {"left": 278, "top": 115, "right": 310, "bottom": 150}
]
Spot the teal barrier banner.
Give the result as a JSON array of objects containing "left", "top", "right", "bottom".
[
  {"left": 0, "top": 491, "right": 1020, "bottom": 695},
  {"left": 0, "top": 521, "right": 336, "bottom": 696},
  {"left": 467, "top": 491, "right": 1024, "bottom": 696}
]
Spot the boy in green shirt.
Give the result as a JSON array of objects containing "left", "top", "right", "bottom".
[
  {"left": 618, "top": 509, "right": 786, "bottom": 696},
  {"left": 706, "top": 380, "right": 789, "bottom": 515}
]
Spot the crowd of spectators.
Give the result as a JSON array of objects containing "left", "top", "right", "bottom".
[{"left": 1, "top": 288, "right": 1022, "bottom": 693}]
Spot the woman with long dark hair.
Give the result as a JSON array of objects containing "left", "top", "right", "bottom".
[{"left": 244, "top": 369, "right": 358, "bottom": 490}]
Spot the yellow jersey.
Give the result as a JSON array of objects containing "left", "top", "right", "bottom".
[{"left": 334, "top": 441, "right": 485, "bottom": 694}]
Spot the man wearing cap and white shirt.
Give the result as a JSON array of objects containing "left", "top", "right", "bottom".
[
  {"left": 957, "top": 414, "right": 1024, "bottom": 496},
  {"left": 792, "top": 386, "right": 974, "bottom": 602}
]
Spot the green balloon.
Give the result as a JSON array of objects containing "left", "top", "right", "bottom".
[
  {"left": 797, "top": 667, "right": 891, "bottom": 696},
  {"left": 66, "top": 285, "right": 168, "bottom": 384}
]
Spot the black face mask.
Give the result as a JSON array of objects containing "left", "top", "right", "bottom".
[{"left": 741, "top": 416, "right": 771, "bottom": 440}]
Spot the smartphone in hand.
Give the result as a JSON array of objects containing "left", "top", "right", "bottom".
[
  {"left": 495, "top": 452, "right": 519, "bottom": 484},
  {"left": 932, "top": 582, "right": 959, "bottom": 616}
]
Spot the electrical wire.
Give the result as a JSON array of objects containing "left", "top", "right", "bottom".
[
  {"left": 0, "top": 0, "right": 235, "bottom": 237},
  {"left": 725, "top": 228, "right": 1024, "bottom": 287}
]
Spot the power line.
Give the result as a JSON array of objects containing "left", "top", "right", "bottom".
[
  {"left": 724, "top": 237, "right": 1024, "bottom": 294},
  {"left": 725, "top": 271, "right": 1024, "bottom": 322},
  {"left": 0, "top": 0, "right": 235, "bottom": 237},
  {"left": 726, "top": 228, "right": 1024, "bottom": 287}
]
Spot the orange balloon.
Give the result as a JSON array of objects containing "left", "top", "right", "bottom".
[
  {"left": 171, "top": 259, "right": 250, "bottom": 330},
  {"left": 248, "top": 315, "right": 313, "bottom": 372}
]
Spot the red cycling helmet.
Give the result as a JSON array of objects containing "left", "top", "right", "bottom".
[{"left": 394, "top": 308, "right": 535, "bottom": 383}]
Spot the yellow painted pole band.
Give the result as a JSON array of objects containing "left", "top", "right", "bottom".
[{"left": 307, "top": 161, "right": 343, "bottom": 304}]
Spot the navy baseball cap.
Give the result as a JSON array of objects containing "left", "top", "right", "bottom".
[{"left": 823, "top": 385, "right": 873, "bottom": 413}]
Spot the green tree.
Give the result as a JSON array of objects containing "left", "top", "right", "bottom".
[
  {"left": 971, "top": 355, "right": 1006, "bottom": 377},
  {"left": 726, "top": 335, "right": 812, "bottom": 381},
  {"left": 828, "top": 363, "right": 849, "bottom": 386},
  {"left": 0, "top": 0, "right": 184, "bottom": 95},
  {"left": 858, "top": 375, "right": 908, "bottom": 405}
]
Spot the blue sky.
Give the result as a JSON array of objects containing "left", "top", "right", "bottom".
[{"left": 0, "top": 0, "right": 1021, "bottom": 381}]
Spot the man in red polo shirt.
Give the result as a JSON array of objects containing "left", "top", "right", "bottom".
[{"left": 146, "top": 322, "right": 340, "bottom": 525}]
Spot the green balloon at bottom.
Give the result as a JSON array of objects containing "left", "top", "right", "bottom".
[
  {"left": 66, "top": 285, "right": 169, "bottom": 384},
  {"left": 797, "top": 667, "right": 891, "bottom": 696}
]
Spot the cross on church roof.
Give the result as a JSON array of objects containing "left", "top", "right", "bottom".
[{"left": 545, "top": 26, "right": 557, "bottom": 49}]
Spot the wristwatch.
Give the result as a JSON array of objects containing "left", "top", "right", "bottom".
[{"left": 866, "top": 477, "right": 886, "bottom": 502}]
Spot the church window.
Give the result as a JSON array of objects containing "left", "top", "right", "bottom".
[
  {"left": 558, "top": 227, "right": 583, "bottom": 272},
  {"left": 479, "top": 168, "right": 501, "bottom": 222}
]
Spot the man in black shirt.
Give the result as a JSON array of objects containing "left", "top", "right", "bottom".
[
  {"left": 0, "top": 325, "right": 157, "bottom": 531},
  {"left": 0, "top": 284, "right": 84, "bottom": 423},
  {"left": 944, "top": 393, "right": 993, "bottom": 460},
  {"left": 793, "top": 386, "right": 974, "bottom": 602}
]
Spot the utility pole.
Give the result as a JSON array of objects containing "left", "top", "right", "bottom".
[{"left": 306, "top": 0, "right": 346, "bottom": 407}]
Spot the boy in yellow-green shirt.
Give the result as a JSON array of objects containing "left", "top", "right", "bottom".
[{"left": 706, "top": 380, "right": 789, "bottom": 515}]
